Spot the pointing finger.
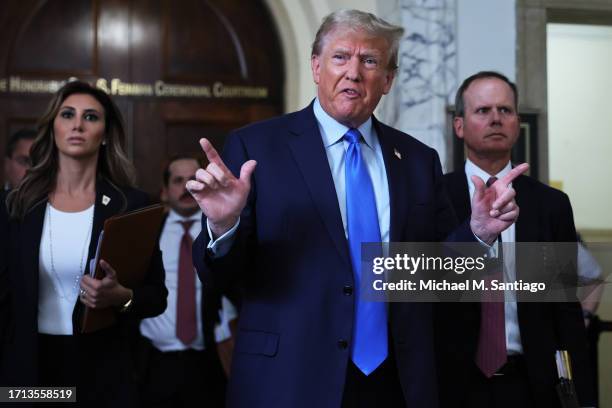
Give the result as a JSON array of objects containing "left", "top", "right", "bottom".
[
  {"left": 199, "top": 138, "right": 231, "bottom": 174},
  {"left": 492, "top": 187, "right": 515, "bottom": 210},
  {"left": 499, "top": 163, "right": 529, "bottom": 186}
]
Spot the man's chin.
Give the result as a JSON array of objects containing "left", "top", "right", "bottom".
[
  {"left": 174, "top": 206, "right": 200, "bottom": 216},
  {"left": 334, "top": 110, "right": 368, "bottom": 129}
]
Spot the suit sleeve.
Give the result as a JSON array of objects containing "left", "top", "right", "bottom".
[
  {"left": 551, "top": 192, "right": 595, "bottom": 406},
  {"left": 430, "top": 150, "right": 473, "bottom": 244},
  {"left": 193, "top": 130, "right": 253, "bottom": 301},
  {"left": 120, "top": 192, "right": 168, "bottom": 319},
  {"left": 0, "top": 193, "right": 9, "bottom": 369}
]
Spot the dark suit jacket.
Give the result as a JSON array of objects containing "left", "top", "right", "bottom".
[
  {"left": 138, "top": 213, "right": 225, "bottom": 358},
  {"left": 134, "top": 212, "right": 226, "bottom": 402},
  {"left": 0, "top": 191, "right": 8, "bottom": 373},
  {"left": 193, "top": 103, "right": 474, "bottom": 408},
  {"left": 0, "top": 178, "right": 167, "bottom": 405},
  {"left": 436, "top": 169, "right": 595, "bottom": 408}
]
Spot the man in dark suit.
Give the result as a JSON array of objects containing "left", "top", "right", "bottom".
[
  {"left": 138, "top": 156, "right": 229, "bottom": 407},
  {"left": 437, "top": 71, "right": 595, "bottom": 408},
  {"left": 187, "top": 11, "right": 527, "bottom": 408}
]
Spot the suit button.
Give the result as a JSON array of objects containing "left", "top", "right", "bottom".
[
  {"left": 343, "top": 285, "right": 353, "bottom": 296},
  {"left": 337, "top": 339, "right": 348, "bottom": 349}
]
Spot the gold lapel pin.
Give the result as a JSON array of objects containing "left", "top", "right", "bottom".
[
  {"left": 102, "top": 195, "right": 111, "bottom": 206},
  {"left": 394, "top": 148, "right": 402, "bottom": 160}
]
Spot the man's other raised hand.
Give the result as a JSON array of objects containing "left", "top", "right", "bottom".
[{"left": 470, "top": 163, "right": 530, "bottom": 244}]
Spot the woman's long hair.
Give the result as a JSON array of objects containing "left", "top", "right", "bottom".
[{"left": 7, "top": 80, "right": 136, "bottom": 219}]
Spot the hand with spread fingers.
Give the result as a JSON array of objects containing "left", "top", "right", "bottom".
[
  {"left": 186, "top": 138, "right": 257, "bottom": 238},
  {"left": 79, "top": 259, "right": 133, "bottom": 309},
  {"left": 470, "top": 162, "right": 529, "bottom": 244}
]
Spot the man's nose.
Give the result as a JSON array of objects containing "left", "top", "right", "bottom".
[
  {"left": 345, "top": 57, "right": 361, "bottom": 82},
  {"left": 490, "top": 109, "right": 502, "bottom": 125}
]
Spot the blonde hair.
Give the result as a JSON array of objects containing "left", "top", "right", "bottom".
[{"left": 311, "top": 9, "right": 404, "bottom": 70}]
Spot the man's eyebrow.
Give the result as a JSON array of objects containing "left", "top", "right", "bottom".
[
  {"left": 331, "top": 47, "right": 350, "bottom": 53},
  {"left": 359, "top": 49, "right": 383, "bottom": 56}
]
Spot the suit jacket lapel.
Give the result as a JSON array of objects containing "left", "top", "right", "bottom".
[
  {"left": 445, "top": 167, "right": 472, "bottom": 223},
  {"left": 286, "top": 104, "right": 350, "bottom": 266},
  {"left": 84, "top": 178, "right": 126, "bottom": 273},
  {"left": 20, "top": 199, "right": 47, "bottom": 307},
  {"left": 374, "top": 119, "right": 409, "bottom": 243},
  {"left": 513, "top": 176, "right": 538, "bottom": 242}
]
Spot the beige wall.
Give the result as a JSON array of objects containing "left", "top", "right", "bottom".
[{"left": 547, "top": 23, "right": 612, "bottom": 230}]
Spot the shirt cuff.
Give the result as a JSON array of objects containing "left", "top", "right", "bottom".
[
  {"left": 473, "top": 232, "right": 499, "bottom": 258},
  {"left": 206, "top": 218, "right": 240, "bottom": 258},
  {"left": 214, "top": 298, "right": 238, "bottom": 342}
]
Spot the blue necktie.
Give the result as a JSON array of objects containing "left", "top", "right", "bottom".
[{"left": 344, "top": 128, "right": 387, "bottom": 375}]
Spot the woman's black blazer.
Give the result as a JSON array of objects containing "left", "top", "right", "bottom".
[{"left": 0, "top": 177, "right": 167, "bottom": 388}]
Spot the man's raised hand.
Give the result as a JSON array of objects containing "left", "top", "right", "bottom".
[
  {"left": 470, "top": 163, "right": 530, "bottom": 244},
  {"left": 186, "top": 138, "right": 256, "bottom": 238}
]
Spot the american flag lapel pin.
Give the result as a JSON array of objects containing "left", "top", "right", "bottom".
[
  {"left": 102, "top": 195, "right": 111, "bottom": 206},
  {"left": 394, "top": 148, "right": 402, "bottom": 160}
]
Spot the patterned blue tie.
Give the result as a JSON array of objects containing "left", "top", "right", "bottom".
[{"left": 344, "top": 128, "right": 387, "bottom": 375}]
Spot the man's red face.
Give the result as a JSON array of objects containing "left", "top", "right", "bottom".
[
  {"left": 163, "top": 158, "right": 200, "bottom": 216},
  {"left": 311, "top": 28, "right": 395, "bottom": 128},
  {"left": 454, "top": 77, "right": 520, "bottom": 160}
]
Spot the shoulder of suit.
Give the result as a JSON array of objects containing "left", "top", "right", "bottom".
[
  {"left": 122, "top": 188, "right": 155, "bottom": 213},
  {"left": 375, "top": 119, "right": 438, "bottom": 158},
  {"left": 516, "top": 174, "right": 568, "bottom": 197},
  {"left": 101, "top": 179, "right": 152, "bottom": 210},
  {"left": 443, "top": 170, "right": 463, "bottom": 182},
  {"left": 231, "top": 106, "right": 308, "bottom": 139}
]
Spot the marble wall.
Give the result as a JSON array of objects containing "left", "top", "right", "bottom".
[{"left": 378, "top": 0, "right": 457, "bottom": 171}]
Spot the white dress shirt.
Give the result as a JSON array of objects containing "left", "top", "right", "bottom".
[
  {"left": 207, "top": 98, "right": 390, "bottom": 253},
  {"left": 313, "top": 98, "right": 390, "bottom": 241},
  {"left": 140, "top": 209, "right": 237, "bottom": 351},
  {"left": 465, "top": 159, "right": 523, "bottom": 354}
]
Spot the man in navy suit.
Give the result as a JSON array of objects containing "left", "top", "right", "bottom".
[
  {"left": 436, "top": 71, "right": 594, "bottom": 408},
  {"left": 188, "top": 10, "right": 527, "bottom": 408}
]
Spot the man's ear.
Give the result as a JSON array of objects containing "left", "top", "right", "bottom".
[
  {"left": 453, "top": 116, "right": 464, "bottom": 139},
  {"left": 382, "top": 69, "right": 396, "bottom": 95},
  {"left": 160, "top": 186, "right": 168, "bottom": 203},
  {"left": 311, "top": 55, "right": 321, "bottom": 85}
]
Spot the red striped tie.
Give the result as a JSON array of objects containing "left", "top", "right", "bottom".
[{"left": 475, "top": 176, "right": 507, "bottom": 377}]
